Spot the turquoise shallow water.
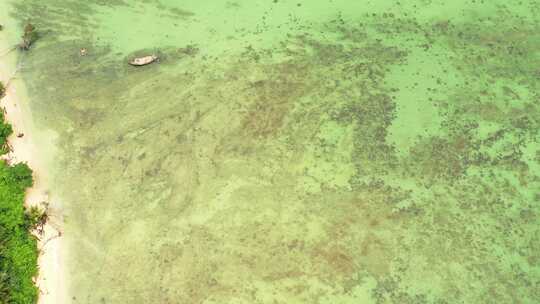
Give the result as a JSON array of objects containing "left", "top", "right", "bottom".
[{"left": 1, "top": 0, "right": 540, "bottom": 303}]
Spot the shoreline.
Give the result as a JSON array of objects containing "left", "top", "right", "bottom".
[{"left": 0, "top": 42, "right": 67, "bottom": 304}]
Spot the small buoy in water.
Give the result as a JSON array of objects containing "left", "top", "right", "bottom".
[
  {"left": 17, "top": 133, "right": 24, "bottom": 138},
  {"left": 129, "top": 55, "right": 158, "bottom": 66},
  {"left": 80, "top": 48, "right": 87, "bottom": 56}
]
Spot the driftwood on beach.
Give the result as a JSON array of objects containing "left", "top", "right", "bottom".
[
  {"left": 19, "top": 23, "right": 38, "bottom": 51},
  {"left": 0, "top": 81, "right": 5, "bottom": 98}
]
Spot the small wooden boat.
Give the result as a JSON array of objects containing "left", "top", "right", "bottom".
[{"left": 129, "top": 55, "right": 158, "bottom": 66}]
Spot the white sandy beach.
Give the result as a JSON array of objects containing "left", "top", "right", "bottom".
[{"left": 0, "top": 43, "right": 67, "bottom": 304}]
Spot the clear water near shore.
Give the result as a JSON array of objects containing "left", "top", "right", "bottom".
[{"left": 1, "top": 0, "right": 540, "bottom": 303}]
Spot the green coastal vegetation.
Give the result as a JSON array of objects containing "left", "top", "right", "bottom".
[{"left": 0, "top": 110, "right": 40, "bottom": 303}]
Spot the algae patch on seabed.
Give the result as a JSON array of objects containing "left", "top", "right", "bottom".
[{"left": 7, "top": 0, "right": 540, "bottom": 303}]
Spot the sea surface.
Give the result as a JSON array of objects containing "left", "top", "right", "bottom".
[{"left": 1, "top": 0, "right": 539, "bottom": 303}]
